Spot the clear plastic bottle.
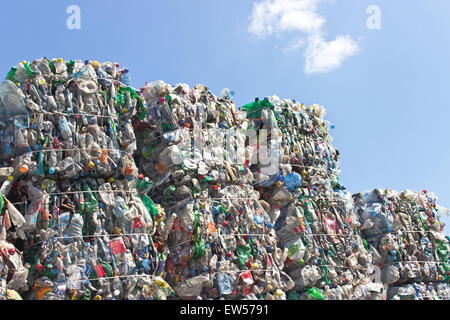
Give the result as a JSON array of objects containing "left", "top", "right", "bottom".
[
  {"left": 53, "top": 58, "right": 68, "bottom": 78},
  {"left": 111, "top": 277, "right": 123, "bottom": 299},
  {"left": 120, "top": 69, "right": 131, "bottom": 86}
]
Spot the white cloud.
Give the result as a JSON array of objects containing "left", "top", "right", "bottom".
[
  {"left": 248, "top": 0, "right": 360, "bottom": 74},
  {"left": 248, "top": 0, "right": 324, "bottom": 37},
  {"left": 304, "top": 35, "right": 360, "bottom": 74},
  {"left": 284, "top": 38, "right": 305, "bottom": 52},
  {"left": 279, "top": 9, "right": 324, "bottom": 34}
]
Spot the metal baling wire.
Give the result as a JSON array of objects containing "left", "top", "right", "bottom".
[
  {"left": 12, "top": 190, "right": 445, "bottom": 243},
  {"left": 206, "top": 189, "right": 348, "bottom": 202},
  {"left": 67, "top": 268, "right": 450, "bottom": 299},
  {"left": 66, "top": 263, "right": 371, "bottom": 287},
  {"left": 71, "top": 273, "right": 159, "bottom": 284},
  {"left": 67, "top": 264, "right": 422, "bottom": 289},
  {"left": 10, "top": 111, "right": 120, "bottom": 120},
  {"left": 29, "top": 232, "right": 154, "bottom": 247},
  {"left": 68, "top": 267, "right": 286, "bottom": 286},
  {"left": 29, "top": 229, "right": 447, "bottom": 280},
  {"left": 40, "top": 243, "right": 446, "bottom": 280},
  {"left": 22, "top": 147, "right": 126, "bottom": 154},
  {"left": 384, "top": 260, "right": 450, "bottom": 267},
  {"left": 415, "top": 295, "right": 450, "bottom": 300},
  {"left": 215, "top": 222, "right": 368, "bottom": 267},
  {"left": 30, "top": 229, "right": 200, "bottom": 251},
  {"left": 10, "top": 189, "right": 139, "bottom": 206}
]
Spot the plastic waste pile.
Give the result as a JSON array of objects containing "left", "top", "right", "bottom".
[
  {"left": 353, "top": 189, "right": 450, "bottom": 300},
  {"left": 0, "top": 58, "right": 448, "bottom": 300}
]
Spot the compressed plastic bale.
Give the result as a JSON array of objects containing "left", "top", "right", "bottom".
[{"left": 0, "top": 58, "right": 178, "bottom": 300}]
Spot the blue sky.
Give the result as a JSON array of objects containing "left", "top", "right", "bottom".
[{"left": 0, "top": 0, "right": 449, "bottom": 233}]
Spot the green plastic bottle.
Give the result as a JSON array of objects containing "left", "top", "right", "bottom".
[
  {"left": 5, "top": 66, "right": 17, "bottom": 82},
  {"left": 307, "top": 287, "right": 325, "bottom": 300},
  {"left": 22, "top": 61, "right": 37, "bottom": 79}
]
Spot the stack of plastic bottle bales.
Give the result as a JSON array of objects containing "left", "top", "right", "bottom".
[{"left": 0, "top": 58, "right": 448, "bottom": 300}]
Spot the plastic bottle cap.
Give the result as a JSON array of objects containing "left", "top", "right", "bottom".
[
  {"left": 8, "top": 248, "right": 15, "bottom": 255},
  {"left": 20, "top": 165, "right": 29, "bottom": 173},
  {"left": 7, "top": 175, "right": 13, "bottom": 181},
  {"left": 125, "top": 167, "right": 133, "bottom": 175},
  {"left": 36, "top": 264, "right": 44, "bottom": 271},
  {"left": 92, "top": 61, "right": 99, "bottom": 69},
  {"left": 276, "top": 289, "right": 283, "bottom": 296},
  {"left": 57, "top": 58, "right": 63, "bottom": 63},
  {"left": 94, "top": 295, "right": 102, "bottom": 300},
  {"left": 49, "top": 167, "right": 55, "bottom": 174}
]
